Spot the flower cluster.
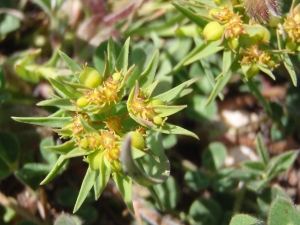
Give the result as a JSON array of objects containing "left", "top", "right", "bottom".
[
  {"left": 283, "top": 12, "right": 300, "bottom": 51},
  {"left": 13, "top": 39, "right": 198, "bottom": 212}
]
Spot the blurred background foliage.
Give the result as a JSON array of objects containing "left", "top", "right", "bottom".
[{"left": 1, "top": 0, "right": 300, "bottom": 224}]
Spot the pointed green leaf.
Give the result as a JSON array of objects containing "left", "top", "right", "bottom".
[
  {"left": 94, "top": 151, "right": 111, "bottom": 199},
  {"left": 200, "top": 60, "right": 222, "bottom": 98},
  {"left": 40, "top": 155, "right": 67, "bottom": 185},
  {"left": 59, "top": 148, "right": 89, "bottom": 164},
  {"left": 277, "top": 30, "right": 297, "bottom": 86},
  {"left": 73, "top": 169, "right": 97, "bottom": 213},
  {"left": 183, "top": 40, "right": 224, "bottom": 66},
  {"left": 153, "top": 105, "right": 187, "bottom": 117},
  {"left": 37, "top": 98, "right": 77, "bottom": 111},
  {"left": 113, "top": 172, "right": 134, "bottom": 213},
  {"left": 157, "top": 122, "right": 199, "bottom": 139},
  {"left": 147, "top": 186, "right": 163, "bottom": 210},
  {"left": 265, "top": 150, "right": 298, "bottom": 179},
  {"left": 49, "top": 78, "right": 82, "bottom": 98},
  {"left": 155, "top": 78, "right": 199, "bottom": 102},
  {"left": 153, "top": 176, "right": 180, "bottom": 210},
  {"left": 107, "top": 38, "right": 117, "bottom": 74},
  {"left": 281, "top": 53, "right": 297, "bottom": 86},
  {"left": 12, "top": 116, "right": 71, "bottom": 128},
  {"left": 144, "top": 79, "right": 159, "bottom": 97},
  {"left": 223, "top": 49, "right": 234, "bottom": 77},
  {"left": 45, "top": 140, "right": 77, "bottom": 155},
  {"left": 205, "top": 72, "right": 231, "bottom": 106},
  {"left": 255, "top": 133, "right": 269, "bottom": 165},
  {"left": 242, "top": 161, "right": 265, "bottom": 176},
  {"left": 257, "top": 64, "right": 275, "bottom": 80},
  {"left": 58, "top": 50, "right": 82, "bottom": 82},
  {"left": 115, "top": 37, "right": 130, "bottom": 74},
  {"left": 79, "top": 115, "right": 97, "bottom": 134},
  {"left": 139, "top": 50, "right": 159, "bottom": 88},
  {"left": 172, "top": 2, "right": 208, "bottom": 28}
]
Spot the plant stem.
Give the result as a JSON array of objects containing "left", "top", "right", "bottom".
[{"left": 232, "top": 182, "right": 246, "bottom": 214}]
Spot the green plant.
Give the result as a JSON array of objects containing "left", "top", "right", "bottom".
[
  {"left": 171, "top": 0, "right": 297, "bottom": 107},
  {"left": 12, "top": 37, "right": 198, "bottom": 213}
]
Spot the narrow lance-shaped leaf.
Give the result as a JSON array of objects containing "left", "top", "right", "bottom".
[
  {"left": 79, "top": 115, "right": 97, "bottom": 134},
  {"left": 183, "top": 40, "right": 224, "bottom": 66},
  {"left": 107, "top": 38, "right": 117, "bottom": 74},
  {"left": 223, "top": 49, "right": 235, "bottom": 77},
  {"left": 205, "top": 72, "right": 231, "bottom": 106},
  {"left": 49, "top": 78, "right": 82, "bottom": 98},
  {"left": 139, "top": 50, "right": 159, "bottom": 89},
  {"left": 147, "top": 186, "right": 164, "bottom": 210},
  {"left": 257, "top": 64, "right": 276, "bottom": 80},
  {"left": 94, "top": 151, "right": 111, "bottom": 199},
  {"left": 58, "top": 50, "right": 82, "bottom": 82},
  {"left": 37, "top": 98, "right": 77, "bottom": 111},
  {"left": 45, "top": 140, "right": 77, "bottom": 155},
  {"left": 255, "top": 133, "right": 269, "bottom": 165},
  {"left": 153, "top": 105, "right": 187, "bottom": 117},
  {"left": 277, "top": 30, "right": 297, "bottom": 86},
  {"left": 73, "top": 169, "right": 97, "bottom": 213},
  {"left": 115, "top": 37, "right": 130, "bottom": 74},
  {"left": 155, "top": 78, "right": 199, "bottom": 102},
  {"left": 200, "top": 59, "right": 223, "bottom": 100},
  {"left": 265, "top": 150, "right": 298, "bottom": 179},
  {"left": 40, "top": 155, "right": 67, "bottom": 185},
  {"left": 172, "top": 2, "right": 208, "bottom": 28},
  {"left": 12, "top": 117, "right": 71, "bottom": 128},
  {"left": 113, "top": 172, "right": 134, "bottom": 213}
]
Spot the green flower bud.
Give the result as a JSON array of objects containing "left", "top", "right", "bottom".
[
  {"left": 77, "top": 96, "right": 89, "bottom": 108},
  {"left": 112, "top": 72, "right": 121, "bottom": 81},
  {"left": 203, "top": 21, "right": 224, "bottom": 41},
  {"left": 79, "top": 67, "right": 103, "bottom": 88},
  {"left": 228, "top": 38, "right": 239, "bottom": 50},
  {"left": 153, "top": 116, "right": 163, "bottom": 125},
  {"left": 110, "top": 160, "right": 122, "bottom": 172},
  {"left": 87, "top": 150, "right": 101, "bottom": 170},
  {"left": 108, "top": 147, "right": 120, "bottom": 160},
  {"left": 80, "top": 138, "right": 89, "bottom": 149},
  {"left": 208, "top": 9, "right": 219, "bottom": 19},
  {"left": 245, "top": 63, "right": 260, "bottom": 78},
  {"left": 253, "top": 25, "right": 271, "bottom": 43},
  {"left": 286, "top": 41, "right": 297, "bottom": 52},
  {"left": 126, "top": 131, "right": 145, "bottom": 150}
]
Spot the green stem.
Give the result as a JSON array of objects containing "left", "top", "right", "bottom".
[{"left": 232, "top": 182, "right": 246, "bottom": 214}]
